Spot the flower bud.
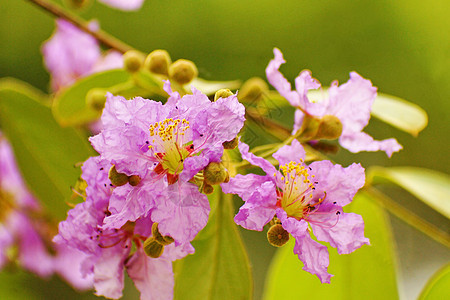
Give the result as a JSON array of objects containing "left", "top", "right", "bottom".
[
  {"left": 168, "top": 59, "right": 198, "bottom": 85},
  {"left": 123, "top": 50, "right": 144, "bottom": 73},
  {"left": 108, "top": 165, "right": 129, "bottom": 186},
  {"left": 86, "top": 88, "right": 106, "bottom": 111},
  {"left": 267, "top": 224, "right": 289, "bottom": 247},
  {"left": 128, "top": 175, "right": 141, "bottom": 186},
  {"left": 143, "top": 237, "right": 164, "bottom": 258},
  {"left": 238, "top": 77, "right": 268, "bottom": 102},
  {"left": 222, "top": 137, "right": 238, "bottom": 150},
  {"left": 151, "top": 223, "right": 174, "bottom": 246},
  {"left": 299, "top": 115, "right": 321, "bottom": 139},
  {"left": 202, "top": 183, "right": 214, "bottom": 195},
  {"left": 214, "top": 89, "right": 234, "bottom": 102},
  {"left": 315, "top": 115, "right": 343, "bottom": 140},
  {"left": 144, "top": 50, "right": 172, "bottom": 75},
  {"left": 203, "top": 162, "right": 228, "bottom": 185}
]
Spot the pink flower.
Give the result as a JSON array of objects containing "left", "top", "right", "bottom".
[
  {"left": 42, "top": 19, "right": 123, "bottom": 91},
  {"left": 0, "top": 133, "right": 92, "bottom": 289},
  {"left": 54, "top": 157, "right": 191, "bottom": 299},
  {"left": 89, "top": 83, "right": 245, "bottom": 244},
  {"left": 222, "top": 140, "right": 370, "bottom": 283},
  {"left": 266, "top": 48, "right": 402, "bottom": 157},
  {"left": 98, "top": 0, "right": 145, "bottom": 11}
]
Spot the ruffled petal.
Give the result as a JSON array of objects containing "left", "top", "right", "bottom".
[
  {"left": 309, "top": 161, "right": 365, "bottom": 207},
  {"left": 93, "top": 245, "right": 129, "bottom": 299},
  {"left": 339, "top": 131, "right": 402, "bottom": 157},
  {"left": 151, "top": 182, "right": 210, "bottom": 244},
  {"left": 293, "top": 232, "right": 332, "bottom": 283},
  {"left": 310, "top": 212, "right": 370, "bottom": 255},
  {"left": 126, "top": 249, "right": 174, "bottom": 300},
  {"left": 234, "top": 181, "right": 277, "bottom": 231},
  {"left": 273, "top": 139, "right": 306, "bottom": 166},
  {"left": 238, "top": 141, "right": 277, "bottom": 176},
  {"left": 221, "top": 174, "right": 270, "bottom": 202},
  {"left": 265, "top": 48, "right": 301, "bottom": 107}
]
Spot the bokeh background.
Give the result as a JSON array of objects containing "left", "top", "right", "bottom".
[{"left": 1, "top": 0, "right": 449, "bottom": 299}]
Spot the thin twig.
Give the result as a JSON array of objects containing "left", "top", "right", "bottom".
[{"left": 26, "top": 0, "right": 133, "bottom": 53}]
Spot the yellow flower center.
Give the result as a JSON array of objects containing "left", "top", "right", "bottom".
[
  {"left": 275, "top": 161, "right": 323, "bottom": 220},
  {"left": 149, "top": 118, "right": 193, "bottom": 182}
]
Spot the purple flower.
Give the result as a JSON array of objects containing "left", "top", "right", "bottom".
[
  {"left": 266, "top": 48, "right": 402, "bottom": 157},
  {"left": 222, "top": 140, "right": 369, "bottom": 283},
  {"left": 42, "top": 19, "right": 123, "bottom": 91},
  {"left": 0, "top": 133, "right": 92, "bottom": 289},
  {"left": 55, "top": 156, "right": 191, "bottom": 299},
  {"left": 98, "top": 0, "right": 145, "bottom": 11},
  {"left": 89, "top": 84, "right": 245, "bottom": 243}
]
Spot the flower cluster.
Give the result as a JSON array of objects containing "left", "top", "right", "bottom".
[
  {"left": 54, "top": 83, "right": 245, "bottom": 298},
  {"left": 222, "top": 140, "right": 370, "bottom": 283},
  {"left": 266, "top": 48, "right": 402, "bottom": 157},
  {"left": 0, "top": 133, "right": 92, "bottom": 290}
]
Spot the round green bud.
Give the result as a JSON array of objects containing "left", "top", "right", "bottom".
[
  {"left": 238, "top": 77, "right": 268, "bottom": 102},
  {"left": 267, "top": 224, "right": 289, "bottom": 247},
  {"left": 143, "top": 237, "right": 164, "bottom": 258},
  {"left": 203, "top": 162, "right": 228, "bottom": 185},
  {"left": 202, "top": 183, "right": 214, "bottom": 195},
  {"left": 128, "top": 175, "right": 141, "bottom": 186},
  {"left": 123, "top": 50, "right": 144, "bottom": 73},
  {"left": 144, "top": 50, "right": 172, "bottom": 75},
  {"left": 86, "top": 88, "right": 107, "bottom": 111},
  {"left": 168, "top": 59, "right": 198, "bottom": 85},
  {"left": 108, "top": 165, "right": 129, "bottom": 187},
  {"left": 316, "top": 115, "right": 343, "bottom": 140},
  {"left": 299, "top": 115, "right": 321, "bottom": 139},
  {"left": 214, "top": 89, "right": 234, "bottom": 102},
  {"left": 222, "top": 137, "right": 239, "bottom": 150}
]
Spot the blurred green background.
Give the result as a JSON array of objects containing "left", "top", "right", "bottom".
[{"left": 0, "top": 0, "right": 449, "bottom": 299}]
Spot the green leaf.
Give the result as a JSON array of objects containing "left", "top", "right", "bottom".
[
  {"left": 263, "top": 191, "right": 399, "bottom": 300},
  {"left": 0, "top": 80, "right": 93, "bottom": 220},
  {"left": 187, "top": 78, "right": 241, "bottom": 95},
  {"left": 52, "top": 69, "right": 132, "bottom": 126},
  {"left": 419, "top": 263, "right": 450, "bottom": 300},
  {"left": 173, "top": 189, "right": 253, "bottom": 300},
  {"left": 368, "top": 166, "right": 450, "bottom": 219},
  {"left": 371, "top": 93, "right": 428, "bottom": 136},
  {"left": 0, "top": 77, "right": 50, "bottom": 106}
]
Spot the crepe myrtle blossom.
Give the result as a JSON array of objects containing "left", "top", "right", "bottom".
[
  {"left": 55, "top": 156, "right": 193, "bottom": 299},
  {"left": 266, "top": 48, "right": 402, "bottom": 157},
  {"left": 98, "top": 0, "right": 145, "bottom": 11},
  {"left": 42, "top": 19, "right": 123, "bottom": 91},
  {"left": 222, "top": 140, "right": 369, "bottom": 283},
  {"left": 0, "top": 134, "right": 92, "bottom": 290},
  {"left": 89, "top": 83, "right": 245, "bottom": 246}
]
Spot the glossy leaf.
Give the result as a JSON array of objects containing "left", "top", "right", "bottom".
[
  {"left": 52, "top": 69, "right": 131, "bottom": 126},
  {"left": 0, "top": 81, "right": 93, "bottom": 220},
  {"left": 173, "top": 189, "right": 253, "bottom": 300},
  {"left": 263, "top": 191, "right": 398, "bottom": 300},
  {"left": 368, "top": 166, "right": 450, "bottom": 219},
  {"left": 419, "top": 263, "right": 450, "bottom": 300},
  {"left": 187, "top": 78, "right": 241, "bottom": 95},
  {"left": 371, "top": 93, "right": 428, "bottom": 136}
]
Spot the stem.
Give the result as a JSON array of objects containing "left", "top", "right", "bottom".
[
  {"left": 26, "top": 0, "right": 133, "bottom": 53},
  {"left": 364, "top": 186, "right": 450, "bottom": 248}
]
